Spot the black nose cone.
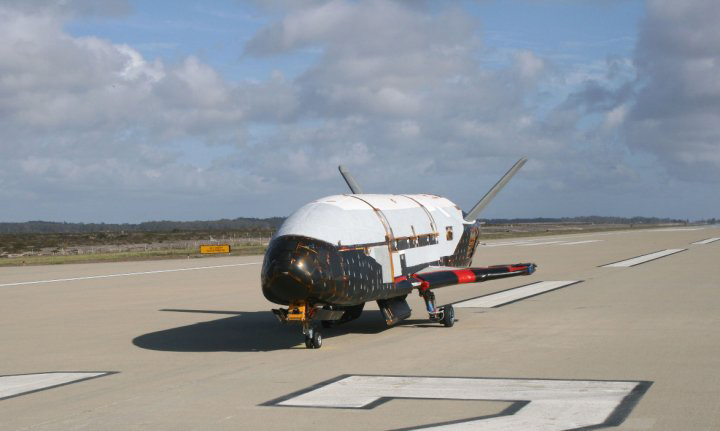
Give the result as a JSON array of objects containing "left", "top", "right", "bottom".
[
  {"left": 262, "top": 254, "right": 312, "bottom": 302},
  {"left": 261, "top": 236, "right": 336, "bottom": 305}
]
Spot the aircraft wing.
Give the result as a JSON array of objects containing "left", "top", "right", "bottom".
[{"left": 402, "top": 263, "right": 536, "bottom": 290}]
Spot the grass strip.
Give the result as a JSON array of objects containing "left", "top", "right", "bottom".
[{"left": 0, "top": 246, "right": 267, "bottom": 267}]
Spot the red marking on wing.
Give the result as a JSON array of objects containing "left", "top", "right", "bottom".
[
  {"left": 508, "top": 265, "right": 528, "bottom": 272},
  {"left": 411, "top": 263, "right": 536, "bottom": 290},
  {"left": 453, "top": 269, "right": 476, "bottom": 283}
]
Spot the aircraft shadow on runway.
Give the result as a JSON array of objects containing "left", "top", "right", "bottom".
[{"left": 132, "top": 309, "right": 390, "bottom": 352}]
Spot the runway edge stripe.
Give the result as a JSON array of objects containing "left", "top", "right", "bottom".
[
  {"left": 0, "top": 371, "right": 118, "bottom": 401},
  {"left": 692, "top": 237, "right": 720, "bottom": 245},
  {"left": 451, "top": 280, "right": 584, "bottom": 308},
  {"left": 600, "top": 249, "right": 686, "bottom": 268},
  {"left": 0, "top": 262, "right": 262, "bottom": 288}
]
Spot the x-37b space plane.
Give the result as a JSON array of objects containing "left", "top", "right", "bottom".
[{"left": 262, "top": 158, "right": 536, "bottom": 348}]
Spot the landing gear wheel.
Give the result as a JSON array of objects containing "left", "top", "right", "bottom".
[
  {"left": 304, "top": 327, "right": 323, "bottom": 349},
  {"left": 311, "top": 330, "right": 322, "bottom": 348},
  {"left": 442, "top": 305, "right": 455, "bottom": 327}
]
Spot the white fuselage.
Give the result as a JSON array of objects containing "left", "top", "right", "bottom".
[{"left": 274, "top": 194, "right": 470, "bottom": 283}]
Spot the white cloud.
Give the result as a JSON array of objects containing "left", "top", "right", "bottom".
[
  {"left": 603, "top": 104, "right": 627, "bottom": 130},
  {"left": 513, "top": 50, "right": 545, "bottom": 82},
  {"left": 0, "top": 3, "right": 295, "bottom": 221},
  {"left": 1, "top": 0, "right": 717, "bottom": 222},
  {"left": 625, "top": 0, "right": 720, "bottom": 182},
  {"left": 0, "top": 0, "right": 132, "bottom": 17}
]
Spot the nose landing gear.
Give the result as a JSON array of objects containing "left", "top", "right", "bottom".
[
  {"left": 303, "top": 324, "right": 323, "bottom": 349},
  {"left": 271, "top": 301, "right": 344, "bottom": 349}
]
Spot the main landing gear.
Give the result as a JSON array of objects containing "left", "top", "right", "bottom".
[{"left": 420, "top": 289, "right": 455, "bottom": 327}]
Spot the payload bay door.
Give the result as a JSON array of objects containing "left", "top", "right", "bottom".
[
  {"left": 347, "top": 195, "right": 398, "bottom": 284},
  {"left": 374, "top": 208, "right": 399, "bottom": 283}
]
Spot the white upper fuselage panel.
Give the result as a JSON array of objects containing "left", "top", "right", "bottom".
[{"left": 275, "top": 194, "right": 466, "bottom": 248}]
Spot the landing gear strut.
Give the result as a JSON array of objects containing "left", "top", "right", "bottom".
[{"left": 420, "top": 289, "right": 455, "bottom": 327}]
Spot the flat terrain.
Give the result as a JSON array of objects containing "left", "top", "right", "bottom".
[
  {"left": 0, "top": 230, "right": 272, "bottom": 265},
  {"left": 0, "top": 223, "right": 684, "bottom": 266},
  {"left": 1, "top": 227, "right": 719, "bottom": 430}
]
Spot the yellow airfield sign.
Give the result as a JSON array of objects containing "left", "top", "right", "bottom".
[{"left": 199, "top": 244, "right": 231, "bottom": 254}]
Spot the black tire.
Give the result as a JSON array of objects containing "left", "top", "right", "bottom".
[
  {"left": 304, "top": 336, "right": 313, "bottom": 348},
  {"left": 311, "top": 330, "right": 323, "bottom": 348},
  {"left": 442, "top": 305, "right": 455, "bottom": 327}
]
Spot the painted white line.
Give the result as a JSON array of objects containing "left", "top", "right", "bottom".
[
  {"left": 0, "top": 262, "right": 262, "bottom": 288},
  {"left": 648, "top": 227, "right": 705, "bottom": 232},
  {"left": 557, "top": 239, "right": 603, "bottom": 245},
  {"left": 0, "top": 372, "right": 110, "bottom": 400},
  {"left": 602, "top": 249, "right": 686, "bottom": 268},
  {"left": 454, "top": 281, "right": 580, "bottom": 308},
  {"left": 692, "top": 237, "right": 720, "bottom": 245},
  {"left": 481, "top": 240, "right": 534, "bottom": 247},
  {"left": 518, "top": 240, "right": 565, "bottom": 247},
  {"left": 272, "top": 375, "right": 647, "bottom": 431},
  {"left": 485, "top": 238, "right": 604, "bottom": 247}
]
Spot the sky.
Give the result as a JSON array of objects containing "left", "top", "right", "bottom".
[{"left": 1, "top": 0, "right": 719, "bottom": 223}]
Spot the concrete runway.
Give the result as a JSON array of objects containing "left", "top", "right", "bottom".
[{"left": 1, "top": 227, "right": 719, "bottom": 430}]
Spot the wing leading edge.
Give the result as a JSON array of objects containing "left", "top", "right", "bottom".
[{"left": 397, "top": 263, "right": 536, "bottom": 291}]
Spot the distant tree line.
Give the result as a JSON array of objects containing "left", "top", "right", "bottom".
[
  {"left": 0, "top": 217, "right": 286, "bottom": 234},
  {"left": 480, "top": 216, "right": 689, "bottom": 225},
  {"left": 0, "top": 215, "right": 708, "bottom": 235}
]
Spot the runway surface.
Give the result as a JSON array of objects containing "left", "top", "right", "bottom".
[{"left": 1, "top": 227, "right": 719, "bottom": 430}]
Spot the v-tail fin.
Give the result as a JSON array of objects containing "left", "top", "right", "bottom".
[{"left": 464, "top": 157, "right": 527, "bottom": 222}]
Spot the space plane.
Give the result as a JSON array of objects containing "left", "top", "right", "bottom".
[{"left": 261, "top": 158, "right": 536, "bottom": 348}]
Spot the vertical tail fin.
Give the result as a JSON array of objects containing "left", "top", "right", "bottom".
[
  {"left": 338, "top": 165, "right": 364, "bottom": 194},
  {"left": 464, "top": 158, "right": 527, "bottom": 222}
]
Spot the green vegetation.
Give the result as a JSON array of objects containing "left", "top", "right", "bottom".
[
  {"left": 0, "top": 230, "right": 274, "bottom": 255},
  {"left": 0, "top": 244, "right": 267, "bottom": 267},
  {"left": 0, "top": 215, "right": 704, "bottom": 267},
  {"left": 480, "top": 216, "right": 689, "bottom": 224},
  {"left": 0, "top": 229, "right": 274, "bottom": 266},
  {"left": 0, "top": 218, "right": 283, "bottom": 234},
  {"left": 475, "top": 223, "right": 669, "bottom": 240}
]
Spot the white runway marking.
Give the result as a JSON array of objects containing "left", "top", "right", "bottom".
[
  {"left": 454, "top": 281, "right": 581, "bottom": 308},
  {"left": 518, "top": 240, "right": 564, "bottom": 246},
  {"left": 485, "top": 239, "right": 603, "bottom": 248},
  {"left": 0, "top": 372, "right": 111, "bottom": 400},
  {"left": 271, "top": 375, "right": 648, "bottom": 431},
  {"left": 0, "top": 262, "right": 262, "bottom": 288},
  {"left": 692, "top": 237, "right": 720, "bottom": 245},
  {"left": 601, "top": 249, "right": 686, "bottom": 268},
  {"left": 557, "top": 239, "right": 603, "bottom": 245},
  {"left": 481, "top": 240, "right": 533, "bottom": 247},
  {"left": 649, "top": 227, "right": 705, "bottom": 232}
]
